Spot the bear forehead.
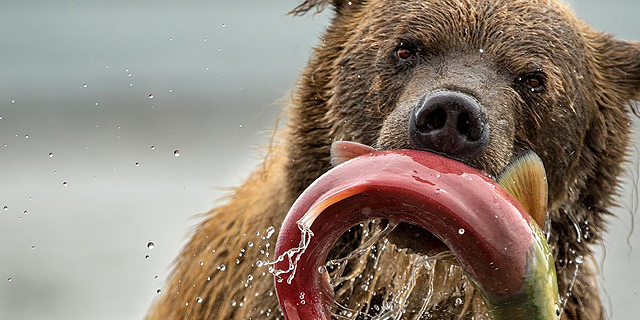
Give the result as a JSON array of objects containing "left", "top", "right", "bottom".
[{"left": 344, "top": 0, "right": 586, "bottom": 73}]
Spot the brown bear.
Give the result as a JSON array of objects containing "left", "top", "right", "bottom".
[{"left": 145, "top": 0, "right": 640, "bottom": 319}]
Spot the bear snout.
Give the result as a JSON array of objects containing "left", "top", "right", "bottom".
[{"left": 409, "top": 89, "right": 490, "bottom": 160}]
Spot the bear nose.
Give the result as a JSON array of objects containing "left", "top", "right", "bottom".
[{"left": 409, "top": 90, "right": 489, "bottom": 160}]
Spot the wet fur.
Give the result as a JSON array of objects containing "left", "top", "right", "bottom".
[{"left": 145, "top": 0, "right": 640, "bottom": 319}]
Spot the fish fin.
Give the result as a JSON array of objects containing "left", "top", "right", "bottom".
[
  {"left": 330, "top": 141, "right": 376, "bottom": 167},
  {"left": 497, "top": 151, "right": 548, "bottom": 227}
]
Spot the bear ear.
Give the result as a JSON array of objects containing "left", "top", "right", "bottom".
[
  {"left": 597, "top": 36, "right": 640, "bottom": 100},
  {"left": 290, "top": 0, "right": 357, "bottom": 16}
]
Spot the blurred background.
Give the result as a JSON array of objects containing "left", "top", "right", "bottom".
[{"left": 0, "top": 1, "right": 637, "bottom": 319}]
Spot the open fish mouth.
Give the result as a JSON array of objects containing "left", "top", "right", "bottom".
[{"left": 269, "top": 141, "right": 560, "bottom": 320}]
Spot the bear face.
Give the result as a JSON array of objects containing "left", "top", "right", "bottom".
[{"left": 290, "top": 0, "right": 639, "bottom": 207}]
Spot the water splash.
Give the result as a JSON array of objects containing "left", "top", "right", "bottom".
[
  {"left": 559, "top": 263, "right": 580, "bottom": 319},
  {"left": 265, "top": 222, "right": 313, "bottom": 284},
  {"left": 325, "top": 220, "right": 465, "bottom": 320},
  {"left": 624, "top": 143, "right": 639, "bottom": 255},
  {"left": 325, "top": 221, "right": 398, "bottom": 285},
  {"left": 372, "top": 255, "right": 424, "bottom": 319},
  {"left": 563, "top": 207, "right": 582, "bottom": 243}
]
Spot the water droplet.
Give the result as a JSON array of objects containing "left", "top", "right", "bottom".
[
  {"left": 147, "top": 242, "right": 155, "bottom": 249},
  {"left": 31, "top": 245, "right": 36, "bottom": 249},
  {"left": 575, "top": 255, "right": 584, "bottom": 264},
  {"left": 222, "top": 24, "right": 226, "bottom": 27},
  {"left": 238, "top": 124, "right": 243, "bottom": 128},
  {"left": 62, "top": 181, "right": 68, "bottom": 187},
  {"left": 11, "top": 100, "right": 15, "bottom": 104},
  {"left": 148, "top": 94, "right": 153, "bottom": 99},
  {"left": 458, "top": 228, "right": 466, "bottom": 235},
  {"left": 129, "top": 83, "right": 133, "bottom": 87},
  {"left": 217, "top": 264, "right": 226, "bottom": 271},
  {"left": 169, "top": 37, "right": 173, "bottom": 41},
  {"left": 479, "top": 48, "right": 484, "bottom": 53},
  {"left": 265, "top": 226, "right": 275, "bottom": 239},
  {"left": 248, "top": 242, "right": 254, "bottom": 247},
  {"left": 200, "top": 261, "right": 204, "bottom": 266},
  {"left": 145, "top": 255, "right": 150, "bottom": 259},
  {"left": 168, "top": 89, "right": 172, "bottom": 93},
  {"left": 82, "top": 84, "right": 88, "bottom": 88},
  {"left": 3, "top": 206, "right": 8, "bottom": 211},
  {"left": 154, "top": 275, "right": 158, "bottom": 279},
  {"left": 157, "top": 289, "right": 162, "bottom": 294},
  {"left": 436, "top": 172, "right": 441, "bottom": 178},
  {"left": 256, "top": 260, "right": 263, "bottom": 267},
  {"left": 231, "top": 301, "right": 236, "bottom": 307},
  {"left": 174, "top": 150, "right": 180, "bottom": 157},
  {"left": 7, "top": 278, "right": 11, "bottom": 282},
  {"left": 150, "top": 145, "right": 155, "bottom": 150},
  {"left": 204, "top": 38, "right": 207, "bottom": 42},
  {"left": 23, "top": 210, "right": 28, "bottom": 214},
  {"left": 435, "top": 188, "right": 440, "bottom": 194},
  {"left": 24, "top": 135, "right": 29, "bottom": 139}
]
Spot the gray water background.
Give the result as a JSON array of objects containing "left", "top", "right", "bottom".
[{"left": 0, "top": 1, "right": 637, "bottom": 319}]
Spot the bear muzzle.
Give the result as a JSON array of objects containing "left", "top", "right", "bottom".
[{"left": 409, "top": 89, "right": 490, "bottom": 160}]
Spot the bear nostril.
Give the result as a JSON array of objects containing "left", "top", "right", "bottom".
[
  {"left": 421, "top": 108, "right": 447, "bottom": 131},
  {"left": 456, "top": 112, "right": 481, "bottom": 141}
]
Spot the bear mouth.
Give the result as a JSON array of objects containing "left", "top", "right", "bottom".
[{"left": 270, "top": 142, "right": 556, "bottom": 320}]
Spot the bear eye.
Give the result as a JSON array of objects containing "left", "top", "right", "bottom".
[
  {"left": 394, "top": 42, "right": 415, "bottom": 60},
  {"left": 396, "top": 48, "right": 413, "bottom": 59},
  {"left": 518, "top": 72, "right": 546, "bottom": 93},
  {"left": 526, "top": 77, "right": 541, "bottom": 89}
]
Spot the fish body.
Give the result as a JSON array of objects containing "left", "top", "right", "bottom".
[{"left": 272, "top": 143, "right": 559, "bottom": 320}]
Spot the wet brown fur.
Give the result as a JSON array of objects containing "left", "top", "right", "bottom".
[{"left": 145, "top": 0, "right": 640, "bottom": 319}]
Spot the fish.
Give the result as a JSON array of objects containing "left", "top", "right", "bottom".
[{"left": 271, "top": 141, "right": 559, "bottom": 320}]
